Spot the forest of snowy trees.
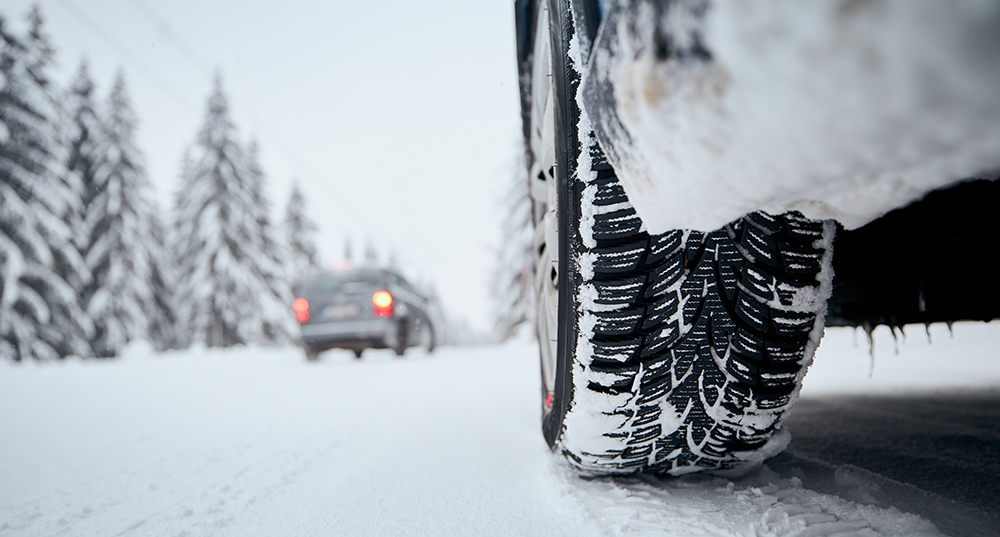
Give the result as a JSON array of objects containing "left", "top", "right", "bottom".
[{"left": 0, "top": 8, "right": 321, "bottom": 360}]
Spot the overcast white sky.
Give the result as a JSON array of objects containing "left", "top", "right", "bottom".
[{"left": 4, "top": 0, "right": 523, "bottom": 333}]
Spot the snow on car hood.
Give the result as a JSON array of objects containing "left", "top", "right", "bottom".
[{"left": 582, "top": 0, "right": 1000, "bottom": 232}]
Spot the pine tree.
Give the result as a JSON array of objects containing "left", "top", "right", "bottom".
[
  {"left": 29, "top": 10, "right": 91, "bottom": 318},
  {"left": 80, "top": 70, "right": 161, "bottom": 356},
  {"left": 283, "top": 180, "right": 319, "bottom": 290},
  {"left": 65, "top": 59, "right": 103, "bottom": 253},
  {"left": 147, "top": 203, "right": 178, "bottom": 350},
  {"left": 343, "top": 235, "right": 353, "bottom": 263},
  {"left": 490, "top": 156, "right": 534, "bottom": 341},
  {"left": 173, "top": 75, "right": 295, "bottom": 348},
  {"left": 363, "top": 240, "right": 378, "bottom": 267},
  {"left": 0, "top": 9, "right": 93, "bottom": 359},
  {"left": 244, "top": 139, "right": 295, "bottom": 342}
]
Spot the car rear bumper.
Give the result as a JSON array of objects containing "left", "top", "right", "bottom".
[{"left": 300, "top": 318, "right": 396, "bottom": 350}]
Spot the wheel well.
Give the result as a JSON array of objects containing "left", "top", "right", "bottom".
[{"left": 827, "top": 178, "right": 1000, "bottom": 329}]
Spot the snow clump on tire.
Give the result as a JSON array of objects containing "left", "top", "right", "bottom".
[{"left": 558, "top": 115, "right": 836, "bottom": 476}]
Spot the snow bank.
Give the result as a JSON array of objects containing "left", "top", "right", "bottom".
[{"left": 803, "top": 322, "right": 1000, "bottom": 396}]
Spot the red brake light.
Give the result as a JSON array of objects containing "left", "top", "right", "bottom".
[
  {"left": 372, "top": 291, "right": 392, "bottom": 308},
  {"left": 293, "top": 298, "right": 310, "bottom": 324},
  {"left": 372, "top": 291, "right": 393, "bottom": 317}
]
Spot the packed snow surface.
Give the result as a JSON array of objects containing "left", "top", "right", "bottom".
[{"left": 2, "top": 323, "right": 999, "bottom": 536}]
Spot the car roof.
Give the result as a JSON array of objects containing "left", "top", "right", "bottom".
[{"left": 306, "top": 268, "right": 415, "bottom": 285}]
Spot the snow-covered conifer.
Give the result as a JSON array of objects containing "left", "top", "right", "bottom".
[
  {"left": 65, "top": 59, "right": 103, "bottom": 251},
  {"left": 172, "top": 76, "right": 295, "bottom": 348},
  {"left": 80, "top": 70, "right": 161, "bottom": 356},
  {"left": 343, "top": 235, "right": 353, "bottom": 263},
  {"left": 0, "top": 9, "right": 93, "bottom": 359},
  {"left": 146, "top": 203, "right": 177, "bottom": 350},
  {"left": 282, "top": 180, "right": 319, "bottom": 290},
  {"left": 245, "top": 140, "right": 269, "bottom": 228},
  {"left": 244, "top": 139, "right": 296, "bottom": 341},
  {"left": 490, "top": 157, "right": 534, "bottom": 341},
  {"left": 29, "top": 12, "right": 91, "bottom": 307},
  {"left": 363, "top": 240, "right": 378, "bottom": 267}
]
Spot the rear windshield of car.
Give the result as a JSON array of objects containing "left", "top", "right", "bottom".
[{"left": 305, "top": 271, "right": 383, "bottom": 294}]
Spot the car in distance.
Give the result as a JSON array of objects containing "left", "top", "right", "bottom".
[{"left": 293, "top": 268, "right": 436, "bottom": 361}]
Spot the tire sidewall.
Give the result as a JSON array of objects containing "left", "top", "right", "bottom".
[{"left": 541, "top": 0, "right": 582, "bottom": 448}]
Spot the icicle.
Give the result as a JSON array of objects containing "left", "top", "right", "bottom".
[
  {"left": 924, "top": 322, "right": 932, "bottom": 344},
  {"left": 863, "top": 321, "right": 875, "bottom": 379},
  {"left": 947, "top": 320, "right": 955, "bottom": 338},
  {"left": 889, "top": 325, "right": 900, "bottom": 356}
]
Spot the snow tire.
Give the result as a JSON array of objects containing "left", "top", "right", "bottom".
[
  {"left": 426, "top": 326, "right": 436, "bottom": 354},
  {"left": 394, "top": 320, "right": 408, "bottom": 357},
  {"left": 526, "top": 0, "right": 836, "bottom": 476}
]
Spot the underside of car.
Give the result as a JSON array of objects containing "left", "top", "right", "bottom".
[
  {"left": 829, "top": 178, "right": 1000, "bottom": 329},
  {"left": 515, "top": 0, "right": 1000, "bottom": 476}
]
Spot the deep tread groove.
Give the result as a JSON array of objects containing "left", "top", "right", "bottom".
[{"left": 565, "top": 149, "right": 831, "bottom": 475}]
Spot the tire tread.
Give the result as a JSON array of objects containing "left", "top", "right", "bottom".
[{"left": 565, "top": 157, "right": 832, "bottom": 475}]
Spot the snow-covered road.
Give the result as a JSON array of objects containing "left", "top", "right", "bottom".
[{"left": 2, "top": 323, "right": 998, "bottom": 536}]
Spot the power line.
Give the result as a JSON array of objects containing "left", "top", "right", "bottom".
[
  {"left": 124, "top": 0, "right": 329, "bottom": 195},
  {"left": 126, "top": 0, "right": 212, "bottom": 76},
  {"left": 51, "top": 0, "right": 361, "bottom": 227},
  {"left": 51, "top": 0, "right": 196, "bottom": 113}
]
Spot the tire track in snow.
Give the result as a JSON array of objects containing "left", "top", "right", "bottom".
[{"left": 550, "top": 460, "right": 942, "bottom": 537}]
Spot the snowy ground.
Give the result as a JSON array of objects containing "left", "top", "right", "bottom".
[{"left": 1, "top": 323, "right": 998, "bottom": 536}]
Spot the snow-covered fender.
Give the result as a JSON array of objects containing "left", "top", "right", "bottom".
[{"left": 581, "top": 0, "right": 1000, "bottom": 233}]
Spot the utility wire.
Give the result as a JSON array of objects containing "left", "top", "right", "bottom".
[
  {"left": 124, "top": 0, "right": 328, "bottom": 197},
  {"left": 51, "top": 0, "right": 196, "bottom": 113},
  {"left": 53, "top": 0, "right": 360, "bottom": 227},
  {"left": 126, "top": 0, "right": 212, "bottom": 76}
]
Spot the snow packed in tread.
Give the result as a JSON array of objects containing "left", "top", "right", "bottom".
[{"left": 562, "top": 144, "right": 832, "bottom": 476}]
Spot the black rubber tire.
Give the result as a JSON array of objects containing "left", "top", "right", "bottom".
[
  {"left": 528, "top": 0, "right": 835, "bottom": 475},
  {"left": 536, "top": 0, "right": 582, "bottom": 450},
  {"left": 394, "top": 320, "right": 408, "bottom": 357}
]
